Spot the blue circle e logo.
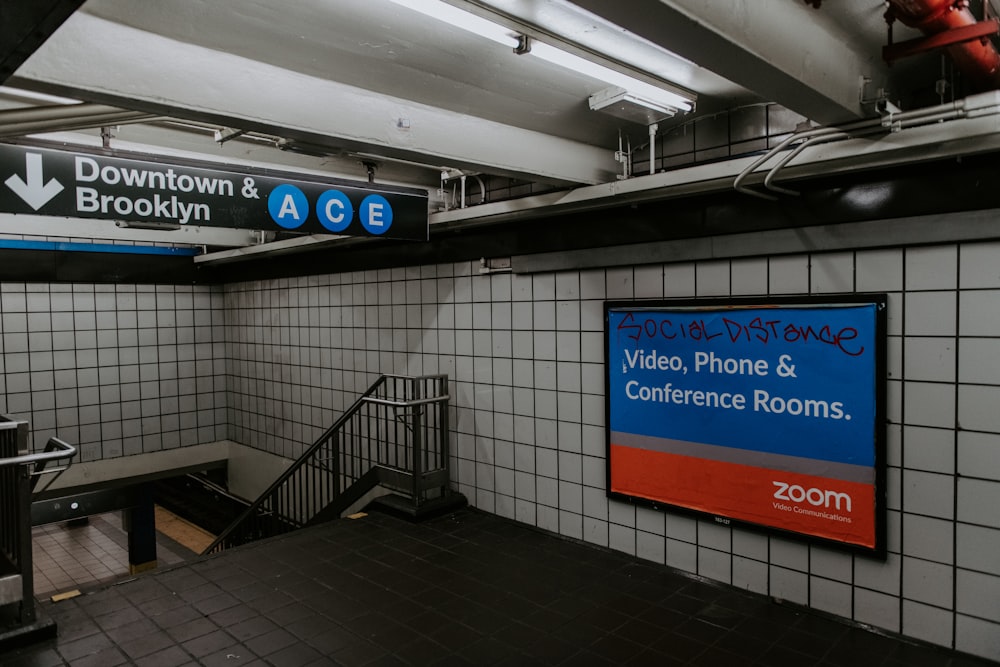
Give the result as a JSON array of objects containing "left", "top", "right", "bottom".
[
  {"left": 268, "top": 184, "right": 308, "bottom": 229},
  {"left": 316, "top": 190, "right": 354, "bottom": 233},
  {"left": 359, "top": 195, "right": 393, "bottom": 235}
]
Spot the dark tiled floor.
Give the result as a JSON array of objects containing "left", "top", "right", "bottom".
[{"left": 2, "top": 508, "right": 997, "bottom": 666}]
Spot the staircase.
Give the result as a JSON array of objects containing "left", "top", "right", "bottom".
[{"left": 203, "top": 374, "right": 463, "bottom": 555}]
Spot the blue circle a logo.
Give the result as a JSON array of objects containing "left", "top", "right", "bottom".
[{"left": 268, "top": 184, "right": 308, "bottom": 229}]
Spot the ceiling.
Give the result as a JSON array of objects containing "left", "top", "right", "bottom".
[{"left": 2, "top": 0, "right": 1000, "bottom": 259}]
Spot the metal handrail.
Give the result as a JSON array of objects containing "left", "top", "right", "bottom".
[
  {"left": 0, "top": 437, "right": 77, "bottom": 469},
  {"left": 0, "top": 424, "right": 76, "bottom": 627},
  {"left": 362, "top": 394, "right": 449, "bottom": 409},
  {"left": 209, "top": 375, "right": 388, "bottom": 538},
  {"left": 204, "top": 374, "right": 452, "bottom": 554}
]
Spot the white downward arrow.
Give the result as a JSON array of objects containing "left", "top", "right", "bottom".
[{"left": 5, "top": 152, "right": 64, "bottom": 211}]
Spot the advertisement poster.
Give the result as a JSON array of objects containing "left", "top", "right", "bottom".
[{"left": 605, "top": 296, "right": 886, "bottom": 554}]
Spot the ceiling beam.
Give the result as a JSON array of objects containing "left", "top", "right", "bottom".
[
  {"left": 33, "top": 123, "right": 444, "bottom": 192},
  {"left": 13, "top": 11, "right": 618, "bottom": 186},
  {"left": 0, "top": 0, "right": 84, "bottom": 85},
  {"left": 572, "top": 0, "right": 889, "bottom": 124},
  {"left": 427, "top": 107, "right": 1000, "bottom": 226}
]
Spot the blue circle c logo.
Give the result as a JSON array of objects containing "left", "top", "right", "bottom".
[{"left": 316, "top": 190, "right": 354, "bottom": 233}]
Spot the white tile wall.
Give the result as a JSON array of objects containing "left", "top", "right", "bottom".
[
  {"left": 177, "top": 240, "right": 1000, "bottom": 661},
  {"left": 730, "top": 258, "right": 768, "bottom": 296},
  {"left": 811, "top": 576, "right": 853, "bottom": 617},
  {"left": 958, "top": 241, "right": 1000, "bottom": 288},
  {"left": 957, "top": 614, "right": 1000, "bottom": 660},
  {"left": 906, "top": 246, "right": 957, "bottom": 291},
  {"left": 0, "top": 283, "right": 227, "bottom": 459},
  {"left": 811, "top": 251, "right": 854, "bottom": 293},
  {"left": 856, "top": 587, "right": 900, "bottom": 632},
  {"left": 733, "top": 555, "right": 769, "bottom": 595},
  {"left": 904, "top": 599, "right": 955, "bottom": 647}
]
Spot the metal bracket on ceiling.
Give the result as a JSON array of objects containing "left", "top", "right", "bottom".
[
  {"left": 514, "top": 34, "right": 531, "bottom": 55},
  {"left": 214, "top": 127, "right": 247, "bottom": 144},
  {"left": 439, "top": 169, "right": 486, "bottom": 211},
  {"left": 479, "top": 256, "right": 512, "bottom": 274},
  {"left": 859, "top": 78, "right": 902, "bottom": 122}
]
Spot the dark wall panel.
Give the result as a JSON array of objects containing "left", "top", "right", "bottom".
[{"left": 0, "top": 249, "right": 206, "bottom": 284}]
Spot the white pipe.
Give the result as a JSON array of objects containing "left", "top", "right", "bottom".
[
  {"left": 618, "top": 132, "right": 627, "bottom": 180},
  {"left": 0, "top": 111, "right": 155, "bottom": 138},
  {"left": 439, "top": 171, "right": 449, "bottom": 212},
  {"left": 0, "top": 103, "right": 140, "bottom": 123},
  {"left": 735, "top": 95, "right": 978, "bottom": 198},
  {"left": 649, "top": 123, "right": 658, "bottom": 176},
  {"left": 763, "top": 132, "right": 849, "bottom": 195},
  {"left": 474, "top": 175, "right": 486, "bottom": 204}
]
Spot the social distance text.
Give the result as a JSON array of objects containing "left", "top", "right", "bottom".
[{"left": 616, "top": 312, "right": 863, "bottom": 357}]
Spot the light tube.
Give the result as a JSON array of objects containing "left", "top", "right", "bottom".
[
  {"left": 529, "top": 41, "right": 693, "bottom": 112},
  {"left": 387, "top": 0, "right": 520, "bottom": 48},
  {"left": 388, "top": 0, "right": 694, "bottom": 113}
]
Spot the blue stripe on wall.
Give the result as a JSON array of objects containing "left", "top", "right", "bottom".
[{"left": 0, "top": 239, "right": 200, "bottom": 256}]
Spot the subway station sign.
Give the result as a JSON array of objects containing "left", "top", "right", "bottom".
[
  {"left": 605, "top": 296, "right": 887, "bottom": 555},
  {"left": 0, "top": 142, "right": 428, "bottom": 240}
]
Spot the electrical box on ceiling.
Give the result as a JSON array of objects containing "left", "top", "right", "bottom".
[{"left": 588, "top": 86, "right": 677, "bottom": 125}]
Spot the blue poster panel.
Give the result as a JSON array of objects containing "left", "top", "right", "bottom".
[{"left": 606, "top": 296, "right": 887, "bottom": 555}]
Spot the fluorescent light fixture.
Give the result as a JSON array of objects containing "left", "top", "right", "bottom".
[
  {"left": 387, "top": 0, "right": 519, "bottom": 48},
  {"left": 530, "top": 41, "right": 692, "bottom": 112},
  {"left": 387, "top": 0, "right": 693, "bottom": 113},
  {"left": 589, "top": 86, "right": 677, "bottom": 124}
]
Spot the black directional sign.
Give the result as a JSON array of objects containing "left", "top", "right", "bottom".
[{"left": 0, "top": 142, "right": 429, "bottom": 241}]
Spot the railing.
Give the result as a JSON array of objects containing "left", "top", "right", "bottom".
[
  {"left": 0, "top": 418, "right": 76, "bottom": 626},
  {"left": 204, "top": 374, "right": 451, "bottom": 554}
]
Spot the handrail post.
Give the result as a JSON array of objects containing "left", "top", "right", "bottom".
[
  {"left": 0, "top": 419, "right": 38, "bottom": 625},
  {"left": 16, "top": 452, "right": 35, "bottom": 624},
  {"left": 332, "top": 431, "right": 340, "bottom": 501},
  {"left": 440, "top": 377, "right": 451, "bottom": 491},
  {"left": 410, "top": 379, "right": 423, "bottom": 507}
]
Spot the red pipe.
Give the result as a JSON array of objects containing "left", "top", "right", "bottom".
[{"left": 886, "top": 0, "right": 1000, "bottom": 90}]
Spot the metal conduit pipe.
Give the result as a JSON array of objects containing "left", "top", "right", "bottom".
[
  {"left": 763, "top": 132, "right": 849, "bottom": 196},
  {"left": 889, "top": 107, "right": 966, "bottom": 126},
  {"left": 762, "top": 104, "right": 973, "bottom": 196},
  {"left": 649, "top": 123, "right": 658, "bottom": 176},
  {"left": 472, "top": 174, "right": 486, "bottom": 205},
  {"left": 441, "top": 172, "right": 486, "bottom": 209},
  {"left": 765, "top": 105, "right": 981, "bottom": 195},
  {"left": 734, "top": 123, "right": 879, "bottom": 198},
  {"left": 0, "top": 103, "right": 155, "bottom": 137},
  {"left": 0, "top": 103, "right": 136, "bottom": 122},
  {"left": 734, "top": 93, "right": 992, "bottom": 198},
  {"left": 0, "top": 112, "right": 156, "bottom": 137}
]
